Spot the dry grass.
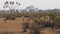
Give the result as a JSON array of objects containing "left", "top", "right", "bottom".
[{"left": 0, "top": 17, "right": 59, "bottom": 34}]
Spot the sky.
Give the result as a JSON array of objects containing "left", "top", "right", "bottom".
[{"left": 0, "top": 0, "right": 60, "bottom": 10}]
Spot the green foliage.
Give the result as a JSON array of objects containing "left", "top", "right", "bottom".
[
  {"left": 54, "top": 17, "right": 60, "bottom": 22},
  {"left": 0, "top": 11, "right": 60, "bottom": 23},
  {"left": 33, "top": 17, "right": 40, "bottom": 23}
]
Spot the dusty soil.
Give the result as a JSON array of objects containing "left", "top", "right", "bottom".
[{"left": 0, "top": 17, "right": 59, "bottom": 34}]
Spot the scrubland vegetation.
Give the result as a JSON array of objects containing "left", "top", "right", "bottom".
[{"left": 0, "top": 1, "right": 60, "bottom": 34}]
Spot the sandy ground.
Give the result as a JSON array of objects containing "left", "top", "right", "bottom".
[{"left": 0, "top": 17, "right": 59, "bottom": 34}]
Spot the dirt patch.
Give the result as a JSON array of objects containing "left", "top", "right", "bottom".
[{"left": 0, "top": 18, "right": 59, "bottom": 34}]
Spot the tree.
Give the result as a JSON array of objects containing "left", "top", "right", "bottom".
[{"left": 3, "top": 1, "right": 20, "bottom": 14}]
